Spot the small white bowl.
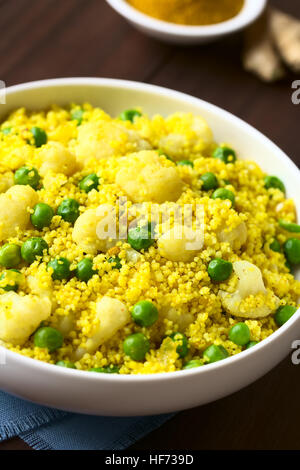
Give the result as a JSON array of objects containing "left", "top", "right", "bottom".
[
  {"left": 0, "top": 77, "right": 299, "bottom": 417},
  {"left": 105, "top": 0, "right": 267, "bottom": 44}
]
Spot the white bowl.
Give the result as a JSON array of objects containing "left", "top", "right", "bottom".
[
  {"left": 0, "top": 77, "right": 299, "bottom": 417},
  {"left": 105, "top": 0, "right": 267, "bottom": 44}
]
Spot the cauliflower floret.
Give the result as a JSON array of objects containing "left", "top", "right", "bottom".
[
  {"left": 0, "top": 185, "right": 38, "bottom": 242},
  {"left": 37, "top": 141, "right": 79, "bottom": 176},
  {"left": 157, "top": 224, "right": 203, "bottom": 262},
  {"left": 0, "top": 171, "right": 14, "bottom": 193},
  {"left": 75, "top": 297, "right": 129, "bottom": 359},
  {"left": 158, "top": 113, "right": 214, "bottom": 161},
  {"left": 126, "top": 129, "right": 151, "bottom": 151},
  {"left": 27, "top": 274, "right": 56, "bottom": 310},
  {"left": 73, "top": 206, "right": 117, "bottom": 254},
  {"left": 219, "top": 261, "right": 280, "bottom": 318},
  {"left": 161, "top": 306, "right": 193, "bottom": 332},
  {"left": 0, "top": 292, "right": 52, "bottom": 345},
  {"left": 56, "top": 314, "right": 75, "bottom": 336},
  {"left": 116, "top": 150, "right": 183, "bottom": 203},
  {"left": 218, "top": 221, "right": 248, "bottom": 251},
  {"left": 75, "top": 121, "right": 151, "bottom": 162},
  {"left": 126, "top": 248, "right": 142, "bottom": 264}
]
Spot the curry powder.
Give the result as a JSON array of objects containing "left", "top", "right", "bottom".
[{"left": 127, "top": 0, "right": 245, "bottom": 26}]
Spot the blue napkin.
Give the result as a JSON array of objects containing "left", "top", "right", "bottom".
[{"left": 0, "top": 392, "right": 173, "bottom": 450}]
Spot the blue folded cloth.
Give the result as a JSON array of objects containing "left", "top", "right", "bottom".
[{"left": 0, "top": 392, "right": 173, "bottom": 450}]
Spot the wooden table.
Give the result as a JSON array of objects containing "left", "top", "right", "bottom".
[{"left": 0, "top": 0, "right": 299, "bottom": 451}]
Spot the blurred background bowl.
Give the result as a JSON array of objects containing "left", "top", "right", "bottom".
[{"left": 105, "top": 0, "right": 267, "bottom": 44}]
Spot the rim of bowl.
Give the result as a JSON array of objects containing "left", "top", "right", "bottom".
[
  {"left": 105, "top": 0, "right": 267, "bottom": 38},
  {"left": 0, "top": 76, "right": 299, "bottom": 384}
]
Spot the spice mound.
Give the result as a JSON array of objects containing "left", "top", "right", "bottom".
[{"left": 127, "top": 0, "right": 245, "bottom": 26}]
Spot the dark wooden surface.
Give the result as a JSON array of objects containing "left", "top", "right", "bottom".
[{"left": 0, "top": 0, "right": 300, "bottom": 451}]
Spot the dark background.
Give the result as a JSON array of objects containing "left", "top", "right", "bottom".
[{"left": 0, "top": 0, "right": 299, "bottom": 450}]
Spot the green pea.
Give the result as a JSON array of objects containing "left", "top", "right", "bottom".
[
  {"left": 211, "top": 188, "right": 235, "bottom": 206},
  {"left": 208, "top": 258, "right": 233, "bottom": 282},
  {"left": 123, "top": 333, "right": 150, "bottom": 361},
  {"left": 76, "top": 258, "right": 97, "bottom": 282},
  {"left": 0, "top": 244, "right": 22, "bottom": 268},
  {"left": 119, "top": 109, "right": 142, "bottom": 123},
  {"left": 274, "top": 305, "right": 297, "bottom": 326},
  {"left": 219, "top": 345, "right": 229, "bottom": 356},
  {"left": 279, "top": 220, "right": 300, "bottom": 233},
  {"left": 213, "top": 146, "right": 236, "bottom": 164},
  {"left": 14, "top": 166, "right": 41, "bottom": 189},
  {"left": 47, "top": 257, "right": 71, "bottom": 281},
  {"left": 57, "top": 198, "right": 80, "bottom": 224},
  {"left": 131, "top": 300, "right": 158, "bottom": 327},
  {"left": 70, "top": 108, "right": 84, "bottom": 125},
  {"left": 246, "top": 341, "right": 258, "bottom": 349},
  {"left": 200, "top": 172, "right": 219, "bottom": 191},
  {"left": 169, "top": 332, "right": 189, "bottom": 358},
  {"left": 34, "top": 327, "right": 63, "bottom": 351},
  {"left": 147, "top": 220, "right": 156, "bottom": 236},
  {"left": 1, "top": 127, "right": 11, "bottom": 135},
  {"left": 128, "top": 226, "right": 155, "bottom": 252},
  {"left": 56, "top": 361, "right": 77, "bottom": 369},
  {"left": 177, "top": 160, "right": 194, "bottom": 168},
  {"left": 21, "top": 237, "right": 48, "bottom": 264},
  {"left": 183, "top": 359, "right": 203, "bottom": 370},
  {"left": 269, "top": 239, "right": 281, "bottom": 252},
  {"left": 30, "top": 127, "right": 47, "bottom": 147},
  {"left": 31, "top": 203, "right": 54, "bottom": 230},
  {"left": 284, "top": 238, "right": 300, "bottom": 265},
  {"left": 264, "top": 176, "right": 285, "bottom": 193},
  {"left": 229, "top": 322, "right": 250, "bottom": 346},
  {"left": 203, "top": 344, "right": 229, "bottom": 364},
  {"left": 0, "top": 269, "right": 22, "bottom": 292},
  {"left": 89, "top": 366, "right": 120, "bottom": 374},
  {"left": 108, "top": 256, "right": 122, "bottom": 270},
  {"left": 79, "top": 173, "right": 99, "bottom": 193}
]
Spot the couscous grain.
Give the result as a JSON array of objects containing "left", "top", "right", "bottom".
[{"left": 0, "top": 104, "right": 299, "bottom": 374}]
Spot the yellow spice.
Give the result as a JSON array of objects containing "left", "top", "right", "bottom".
[{"left": 127, "top": 0, "right": 244, "bottom": 26}]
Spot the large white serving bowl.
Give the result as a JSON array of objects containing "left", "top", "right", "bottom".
[
  {"left": 105, "top": 0, "right": 267, "bottom": 45},
  {"left": 0, "top": 78, "right": 299, "bottom": 417}
]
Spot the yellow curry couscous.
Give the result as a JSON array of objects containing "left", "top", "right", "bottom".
[{"left": 0, "top": 104, "right": 299, "bottom": 374}]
